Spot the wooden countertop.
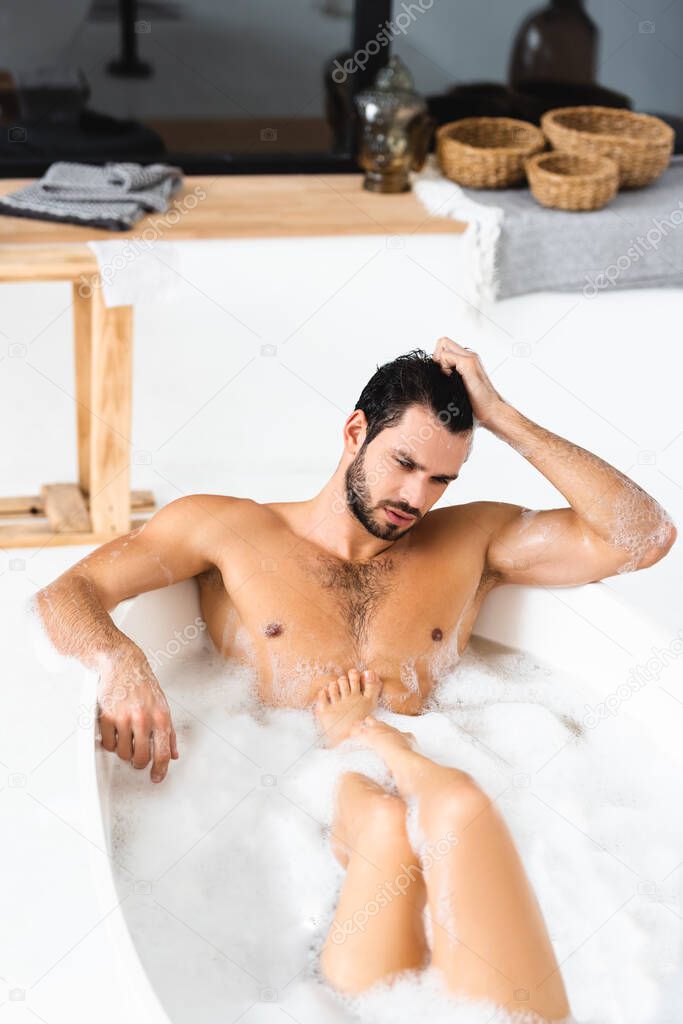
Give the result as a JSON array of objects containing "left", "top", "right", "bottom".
[{"left": 0, "top": 173, "right": 465, "bottom": 282}]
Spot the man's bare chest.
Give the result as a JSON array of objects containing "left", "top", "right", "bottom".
[{"left": 199, "top": 540, "right": 488, "bottom": 711}]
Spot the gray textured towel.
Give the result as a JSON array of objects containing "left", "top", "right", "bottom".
[
  {"left": 414, "top": 154, "right": 683, "bottom": 304},
  {"left": 0, "top": 161, "right": 183, "bottom": 231}
]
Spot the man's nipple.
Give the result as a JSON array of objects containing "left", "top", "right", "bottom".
[
  {"left": 264, "top": 622, "right": 284, "bottom": 638},
  {"left": 431, "top": 627, "right": 443, "bottom": 642}
]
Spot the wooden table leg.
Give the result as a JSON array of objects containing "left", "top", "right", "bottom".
[
  {"left": 72, "top": 282, "right": 92, "bottom": 498},
  {"left": 88, "top": 283, "right": 134, "bottom": 537},
  {"left": 0, "top": 274, "right": 150, "bottom": 548}
]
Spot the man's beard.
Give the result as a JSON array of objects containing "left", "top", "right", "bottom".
[{"left": 344, "top": 445, "right": 416, "bottom": 541}]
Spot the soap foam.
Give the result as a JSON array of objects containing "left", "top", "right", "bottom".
[
  {"left": 337, "top": 966, "right": 581, "bottom": 1024},
  {"left": 610, "top": 485, "right": 675, "bottom": 574},
  {"left": 104, "top": 639, "right": 682, "bottom": 1024}
]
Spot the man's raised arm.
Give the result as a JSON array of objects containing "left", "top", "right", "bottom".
[
  {"left": 32, "top": 494, "right": 230, "bottom": 782},
  {"left": 432, "top": 338, "right": 677, "bottom": 587}
]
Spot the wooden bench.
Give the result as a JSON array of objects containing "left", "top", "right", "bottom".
[{"left": 0, "top": 173, "right": 464, "bottom": 548}]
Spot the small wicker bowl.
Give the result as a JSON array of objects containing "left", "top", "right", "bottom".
[
  {"left": 437, "top": 116, "right": 545, "bottom": 188},
  {"left": 541, "top": 106, "right": 674, "bottom": 188},
  {"left": 526, "top": 151, "right": 619, "bottom": 211}
]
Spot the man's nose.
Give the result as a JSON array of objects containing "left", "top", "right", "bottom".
[{"left": 398, "top": 478, "right": 426, "bottom": 514}]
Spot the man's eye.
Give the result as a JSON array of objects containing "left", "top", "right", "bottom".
[{"left": 396, "top": 458, "right": 412, "bottom": 468}]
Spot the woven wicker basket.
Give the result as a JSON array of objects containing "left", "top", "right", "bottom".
[
  {"left": 437, "top": 116, "right": 545, "bottom": 188},
  {"left": 526, "top": 152, "right": 619, "bottom": 211},
  {"left": 541, "top": 106, "right": 674, "bottom": 188}
]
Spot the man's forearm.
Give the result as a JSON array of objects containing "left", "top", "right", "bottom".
[
  {"left": 30, "top": 531, "right": 180, "bottom": 783},
  {"left": 33, "top": 573, "right": 141, "bottom": 673},
  {"left": 486, "top": 402, "right": 675, "bottom": 553}
]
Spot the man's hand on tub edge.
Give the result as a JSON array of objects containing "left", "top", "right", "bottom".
[{"left": 96, "top": 646, "right": 179, "bottom": 784}]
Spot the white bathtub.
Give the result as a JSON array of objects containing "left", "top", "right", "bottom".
[
  {"left": 78, "top": 575, "right": 683, "bottom": 1023},
  {"left": 5, "top": 197, "right": 678, "bottom": 1024}
]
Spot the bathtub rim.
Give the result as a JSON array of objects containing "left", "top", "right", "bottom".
[{"left": 78, "top": 662, "right": 174, "bottom": 1023}]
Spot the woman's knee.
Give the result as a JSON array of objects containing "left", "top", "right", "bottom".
[
  {"left": 360, "top": 791, "right": 409, "bottom": 844},
  {"left": 421, "top": 770, "right": 494, "bottom": 835}
]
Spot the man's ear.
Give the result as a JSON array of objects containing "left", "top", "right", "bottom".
[{"left": 344, "top": 409, "right": 368, "bottom": 454}]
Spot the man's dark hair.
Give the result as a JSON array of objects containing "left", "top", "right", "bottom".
[{"left": 354, "top": 348, "right": 473, "bottom": 446}]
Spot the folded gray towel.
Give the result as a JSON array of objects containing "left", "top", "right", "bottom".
[
  {"left": 414, "top": 154, "right": 683, "bottom": 304},
  {"left": 0, "top": 160, "right": 183, "bottom": 231}
]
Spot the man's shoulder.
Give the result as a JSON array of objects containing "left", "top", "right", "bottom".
[
  {"left": 420, "top": 501, "right": 527, "bottom": 587},
  {"left": 159, "top": 492, "right": 257, "bottom": 519},
  {"left": 152, "top": 493, "right": 275, "bottom": 565},
  {"left": 154, "top": 493, "right": 268, "bottom": 540},
  {"left": 426, "top": 499, "right": 523, "bottom": 535}
]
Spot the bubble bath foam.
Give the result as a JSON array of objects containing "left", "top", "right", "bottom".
[{"left": 100, "top": 635, "right": 682, "bottom": 1024}]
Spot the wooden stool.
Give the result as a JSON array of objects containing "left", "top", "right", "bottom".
[{"left": 0, "top": 245, "right": 155, "bottom": 547}]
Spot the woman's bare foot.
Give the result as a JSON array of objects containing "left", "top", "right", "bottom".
[
  {"left": 350, "top": 716, "right": 470, "bottom": 801},
  {"left": 315, "top": 669, "right": 381, "bottom": 747}
]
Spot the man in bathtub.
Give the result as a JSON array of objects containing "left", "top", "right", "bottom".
[
  {"left": 36, "top": 336, "right": 676, "bottom": 778},
  {"left": 34, "top": 337, "right": 676, "bottom": 1020}
]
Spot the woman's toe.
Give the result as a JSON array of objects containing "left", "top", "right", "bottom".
[
  {"left": 361, "top": 670, "right": 379, "bottom": 699},
  {"left": 348, "top": 669, "right": 361, "bottom": 695},
  {"left": 328, "top": 680, "right": 341, "bottom": 703}
]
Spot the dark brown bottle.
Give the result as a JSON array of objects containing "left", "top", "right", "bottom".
[{"left": 509, "top": 0, "right": 598, "bottom": 88}]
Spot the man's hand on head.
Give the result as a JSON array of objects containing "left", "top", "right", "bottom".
[{"left": 432, "top": 337, "right": 507, "bottom": 429}]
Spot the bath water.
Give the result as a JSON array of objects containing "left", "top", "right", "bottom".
[{"left": 103, "top": 632, "right": 683, "bottom": 1024}]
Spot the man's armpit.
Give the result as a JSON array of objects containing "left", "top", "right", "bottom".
[
  {"left": 477, "top": 563, "right": 505, "bottom": 591},
  {"left": 197, "top": 565, "right": 225, "bottom": 592}
]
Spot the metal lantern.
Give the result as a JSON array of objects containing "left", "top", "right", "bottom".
[{"left": 354, "top": 57, "right": 434, "bottom": 193}]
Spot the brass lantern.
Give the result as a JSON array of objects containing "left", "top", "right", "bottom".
[{"left": 354, "top": 57, "right": 434, "bottom": 193}]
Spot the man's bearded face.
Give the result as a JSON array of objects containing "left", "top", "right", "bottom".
[
  {"left": 344, "top": 442, "right": 420, "bottom": 540},
  {"left": 342, "top": 406, "right": 471, "bottom": 541}
]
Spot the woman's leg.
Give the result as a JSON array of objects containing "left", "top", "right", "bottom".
[
  {"left": 319, "top": 770, "right": 429, "bottom": 993},
  {"left": 351, "top": 717, "right": 571, "bottom": 1023}
]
